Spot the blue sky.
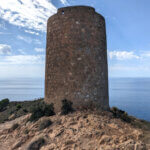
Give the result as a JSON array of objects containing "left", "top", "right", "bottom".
[{"left": 0, "top": 0, "right": 150, "bottom": 78}]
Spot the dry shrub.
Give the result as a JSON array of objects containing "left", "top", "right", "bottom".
[
  {"left": 61, "top": 99, "right": 74, "bottom": 115},
  {"left": 39, "top": 119, "right": 52, "bottom": 130}
]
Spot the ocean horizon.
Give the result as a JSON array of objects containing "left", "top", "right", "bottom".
[{"left": 0, "top": 77, "right": 150, "bottom": 121}]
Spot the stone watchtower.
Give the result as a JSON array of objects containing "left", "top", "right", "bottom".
[{"left": 45, "top": 6, "right": 109, "bottom": 112}]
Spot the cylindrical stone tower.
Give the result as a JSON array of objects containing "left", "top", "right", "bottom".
[{"left": 45, "top": 6, "right": 109, "bottom": 112}]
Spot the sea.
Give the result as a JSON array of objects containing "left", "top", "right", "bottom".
[{"left": 0, "top": 77, "right": 150, "bottom": 121}]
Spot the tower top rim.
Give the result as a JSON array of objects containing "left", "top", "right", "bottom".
[{"left": 58, "top": 5, "right": 95, "bottom": 13}]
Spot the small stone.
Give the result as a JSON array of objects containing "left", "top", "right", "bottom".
[
  {"left": 77, "top": 57, "right": 82, "bottom": 61},
  {"left": 65, "top": 140, "right": 75, "bottom": 145},
  {"left": 12, "top": 139, "right": 23, "bottom": 149},
  {"left": 9, "top": 114, "right": 15, "bottom": 120},
  {"left": 76, "top": 21, "right": 80, "bottom": 24},
  {"left": 135, "top": 143, "right": 147, "bottom": 150},
  {"left": 99, "top": 135, "right": 112, "bottom": 145},
  {"left": 56, "top": 129, "right": 64, "bottom": 137}
]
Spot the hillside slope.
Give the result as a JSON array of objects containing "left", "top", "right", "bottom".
[{"left": 0, "top": 110, "right": 150, "bottom": 150}]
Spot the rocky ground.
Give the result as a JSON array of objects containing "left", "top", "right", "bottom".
[{"left": 0, "top": 109, "right": 150, "bottom": 150}]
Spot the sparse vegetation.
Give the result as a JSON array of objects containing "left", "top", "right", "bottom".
[
  {"left": 29, "top": 105, "right": 44, "bottom": 122},
  {"left": 27, "top": 137, "right": 45, "bottom": 150},
  {"left": 0, "top": 98, "right": 9, "bottom": 112},
  {"left": 39, "top": 119, "right": 52, "bottom": 130},
  {"left": 16, "top": 104, "right": 22, "bottom": 110},
  {"left": 23, "top": 108, "right": 28, "bottom": 113},
  {"left": 29, "top": 102, "right": 55, "bottom": 122},
  {"left": 111, "top": 107, "right": 131, "bottom": 123},
  {"left": 43, "top": 103, "right": 55, "bottom": 116},
  {"left": 0, "top": 98, "right": 44, "bottom": 123},
  {"left": 61, "top": 99, "right": 74, "bottom": 115}
]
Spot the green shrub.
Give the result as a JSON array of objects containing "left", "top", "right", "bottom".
[
  {"left": 23, "top": 108, "right": 28, "bottom": 113},
  {"left": 111, "top": 107, "right": 118, "bottom": 112},
  {"left": 0, "top": 98, "right": 9, "bottom": 112},
  {"left": 16, "top": 104, "right": 22, "bottom": 110},
  {"left": 111, "top": 107, "right": 131, "bottom": 123},
  {"left": 61, "top": 99, "right": 74, "bottom": 115},
  {"left": 29, "top": 102, "right": 55, "bottom": 122},
  {"left": 39, "top": 119, "right": 52, "bottom": 130},
  {"left": 43, "top": 103, "right": 55, "bottom": 116},
  {"left": 121, "top": 112, "right": 131, "bottom": 123},
  {"left": 0, "top": 98, "right": 44, "bottom": 124},
  {"left": 29, "top": 106, "right": 45, "bottom": 122}
]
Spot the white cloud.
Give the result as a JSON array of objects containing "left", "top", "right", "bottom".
[
  {"left": 0, "top": 21, "right": 6, "bottom": 30},
  {"left": 17, "top": 35, "right": 32, "bottom": 43},
  {"left": 0, "top": 44, "right": 11, "bottom": 55},
  {"left": 60, "top": 0, "right": 69, "bottom": 5},
  {"left": 108, "top": 64, "right": 150, "bottom": 77},
  {"left": 108, "top": 50, "right": 150, "bottom": 60},
  {"left": 17, "top": 35, "right": 42, "bottom": 45},
  {"left": 141, "top": 51, "right": 150, "bottom": 58},
  {"left": 108, "top": 51, "right": 140, "bottom": 60},
  {"left": 34, "top": 39, "right": 42, "bottom": 45},
  {"left": 24, "top": 30, "right": 39, "bottom": 35},
  {"left": 0, "top": 0, "right": 68, "bottom": 31},
  {"left": 0, "top": 55, "right": 44, "bottom": 65},
  {"left": 108, "top": 50, "right": 150, "bottom": 77},
  {"left": 0, "top": 32, "right": 11, "bottom": 35},
  {"left": 35, "top": 48, "right": 45, "bottom": 52},
  {"left": 18, "top": 49, "right": 26, "bottom": 54},
  {"left": 109, "top": 65, "right": 148, "bottom": 71},
  {"left": 0, "top": 64, "right": 45, "bottom": 78},
  {"left": 0, "top": 54, "right": 45, "bottom": 78}
]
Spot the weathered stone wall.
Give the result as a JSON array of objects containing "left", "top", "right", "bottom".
[{"left": 45, "top": 6, "right": 109, "bottom": 112}]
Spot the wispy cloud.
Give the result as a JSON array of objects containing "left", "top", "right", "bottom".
[
  {"left": 0, "top": 54, "right": 45, "bottom": 78},
  {"left": 17, "top": 35, "right": 32, "bottom": 43},
  {"left": 0, "top": 32, "right": 11, "bottom": 35},
  {"left": 17, "top": 35, "right": 42, "bottom": 45},
  {"left": 35, "top": 48, "right": 45, "bottom": 52},
  {"left": 108, "top": 51, "right": 140, "bottom": 60},
  {"left": 108, "top": 50, "right": 150, "bottom": 60},
  {"left": 108, "top": 50, "right": 150, "bottom": 77},
  {"left": 0, "top": 21, "right": 6, "bottom": 30},
  {"left": 0, "top": 44, "right": 11, "bottom": 55},
  {"left": 60, "top": 0, "right": 69, "bottom": 5},
  {"left": 141, "top": 51, "right": 150, "bottom": 58},
  {"left": 109, "top": 65, "right": 150, "bottom": 71},
  {"left": 0, "top": 64, "right": 45, "bottom": 78},
  {"left": 0, "top": 55, "right": 44, "bottom": 65},
  {"left": 18, "top": 49, "right": 26, "bottom": 55},
  {"left": 34, "top": 39, "right": 42, "bottom": 45},
  {"left": 24, "top": 30, "right": 39, "bottom": 35},
  {"left": 0, "top": 0, "right": 64, "bottom": 31}
]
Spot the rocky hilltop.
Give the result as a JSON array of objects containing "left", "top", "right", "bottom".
[
  {"left": 0, "top": 108, "right": 150, "bottom": 150},
  {"left": 0, "top": 98, "right": 150, "bottom": 150}
]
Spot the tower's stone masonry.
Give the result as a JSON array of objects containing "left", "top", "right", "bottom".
[{"left": 45, "top": 6, "right": 109, "bottom": 112}]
